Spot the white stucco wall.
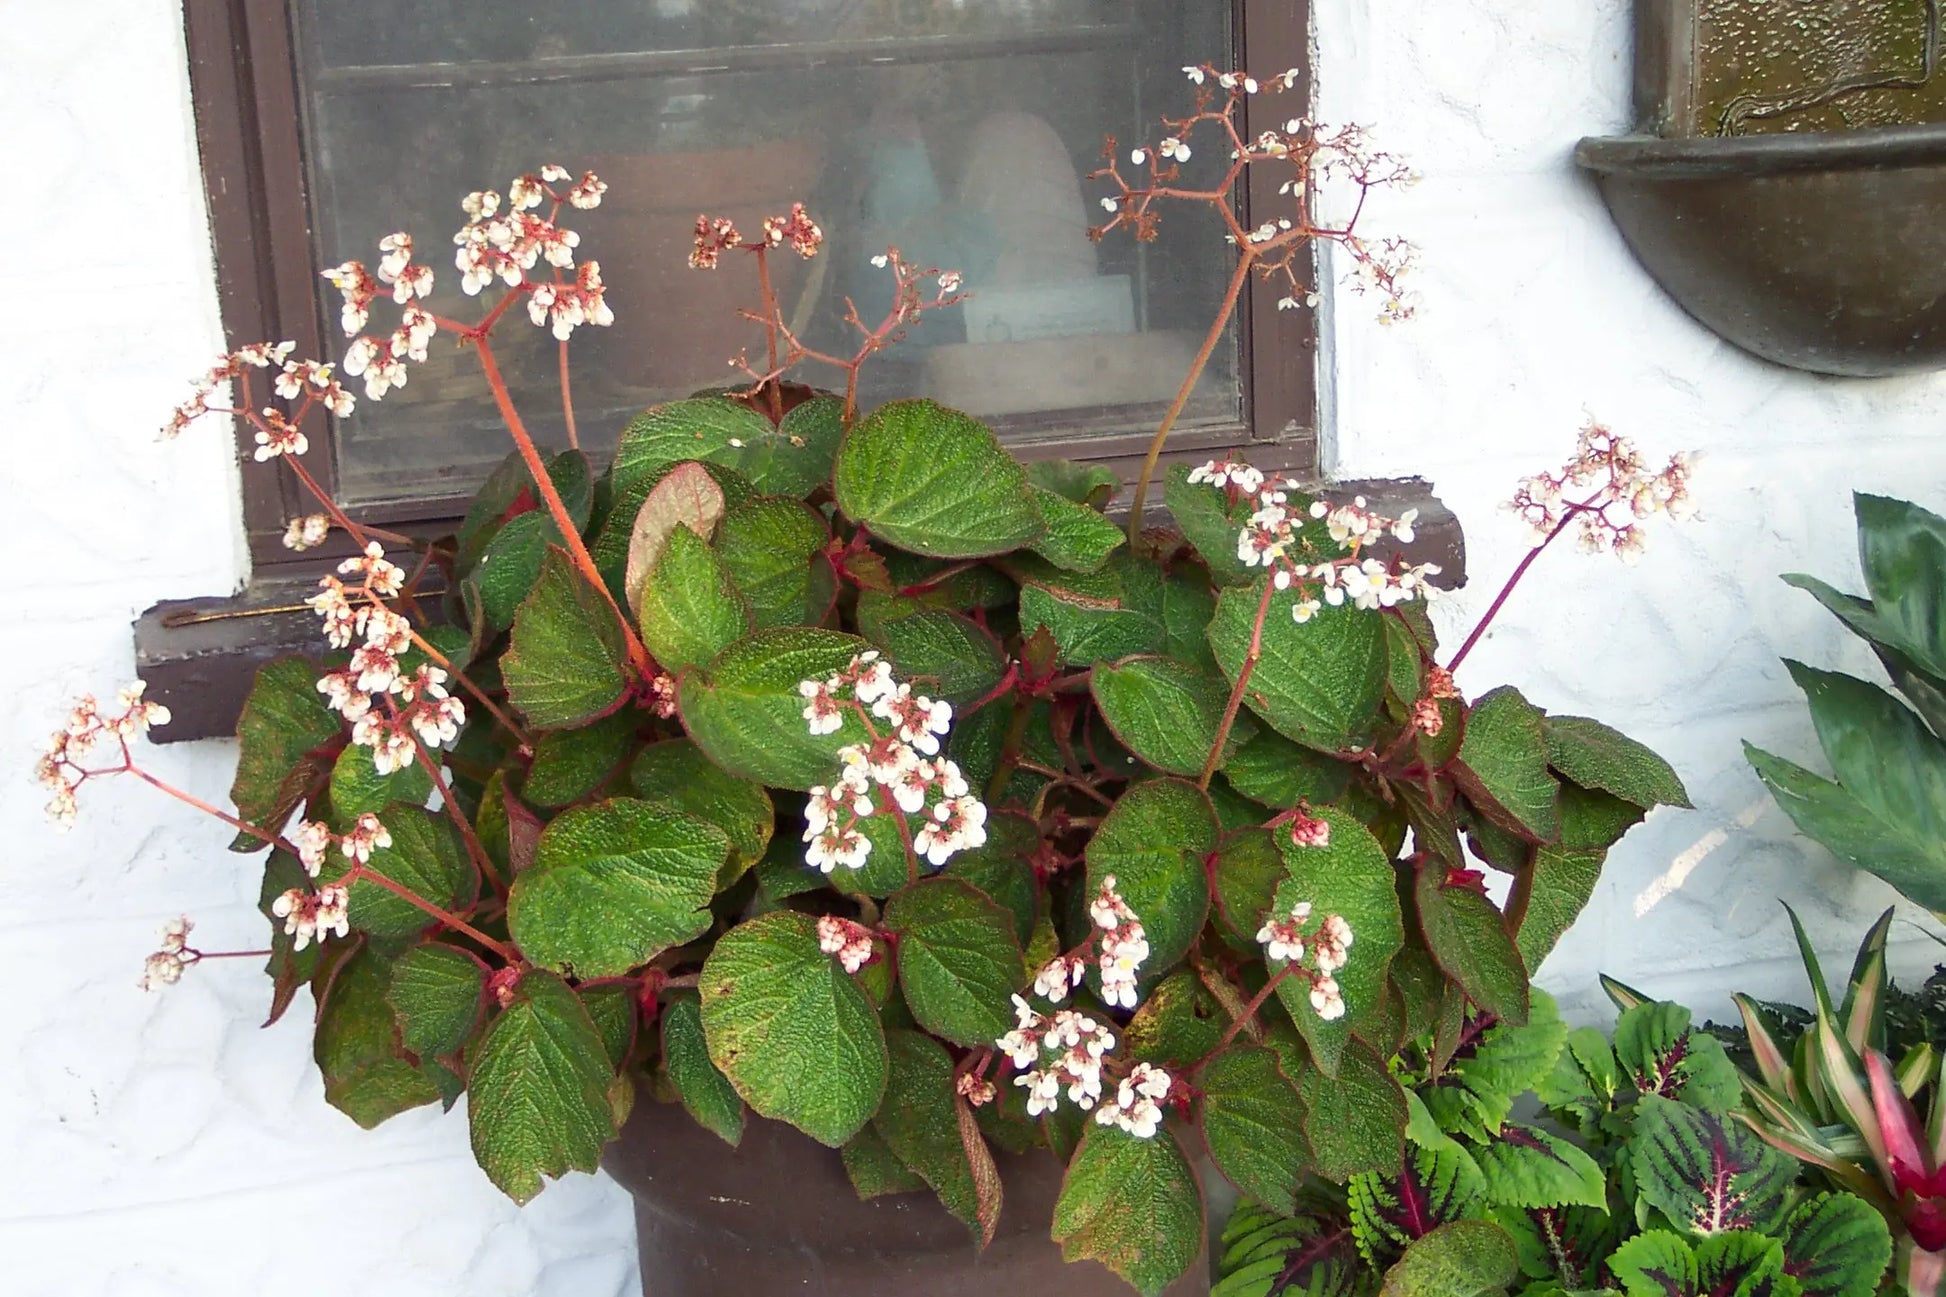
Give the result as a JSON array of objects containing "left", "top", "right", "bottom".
[{"left": 4, "top": 2, "right": 1943, "bottom": 1294}]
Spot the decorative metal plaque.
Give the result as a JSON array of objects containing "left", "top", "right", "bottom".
[{"left": 1638, "top": 0, "right": 1944, "bottom": 135}]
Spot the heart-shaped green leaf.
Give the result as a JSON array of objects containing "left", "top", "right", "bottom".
[
  {"left": 1092, "top": 655, "right": 1257, "bottom": 777},
  {"left": 316, "top": 945, "right": 447, "bottom": 1129},
  {"left": 662, "top": 994, "right": 745, "bottom": 1147},
  {"left": 1085, "top": 778, "right": 1218, "bottom": 979},
  {"left": 387, "top": 942, "right": 487, "bottom": 1059},
  {"left": 1052, "top": 1126, "right": 1205, "bottom": 1297},
  {"left": 467, "top": 968, "right": 621, "bottom": 1203},
  {"left": 229, "top": 657, "right": 342, "bottom": 851},
  {"left": 503, "top": 548, "right": 631, "bottom": 731},
  {"left": 700, "top": 909, "right": 889, "bottom": 1146},
  {"left": 508, "top": 798, "right": 730, "bottom": 979},
  {"left": 714, "top": 497, "right": 838, "bottom": 630},
  {"left": 638, "top": 524, "right": 751, "bottom": 672},
  {"left": 1416, "top": 869, "right": 1529, "bottom": 1026},
  {"left": 833, "top": 399, "right": 1043, "bottom": 558},
  {"left": 883, "top": 878, "right": 1026, "bottom": 1047},
  {"left": 1198, "top": 1043, "right": 1312, "bottom": 1215},
  {"left": 1208, "top": 581, "right": 1388, "bottom": 753},
  {"left": 677, "top": 627, "right": 874, "bottom": 789},
  {"left": 1454, "top": 686, "right": 1561, "bottom": 842},
  {"left": 1273, "top": 808, "right": 1405, "bottom": 1076}
]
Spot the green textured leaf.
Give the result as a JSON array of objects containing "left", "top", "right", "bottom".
[
  {"left": 1273, "top": 809, "right": 1406, "bottom": 1075},
  {"left": 1777, "top": 1193, "right": 1891, "bottom": 1297},
  {"left": 1208, "top": 581, "right": 1388, "bottom": 753},
  {"left": 1222, "top": 727, "right": 1355, "bottom": 809},
  {"left": 522, "top": 710, "right": 637, "bottom": 808},
  {"left": 328, "top": 737, "right": 433, "bottom": 823},
  {"left": 628, "top": 738, "right": 774, "bottom": 877},
  {"left": 508, "top": 799, "right": 729, "bottom": 978},
  {"left": 677, "top": 627, "right": 874, "bottom": 789},
  {"left": 662, "top": 995, "right": 744, "bottom": 1147},
  {"left": 229, "top": 657, "right": 341, "bottom": 850},
  {"left": 259, "top": 850, "right": 318, "bottom": 1026},
  {"left": 714, "top": 497, "right": 838, "bottom": 630},
  {"left": 471, "top": 510, "right": 554, "bottom": 635},
  {"left": 1612, "top": 1002, "right": 1741, "bottom": 1112},
  {"left": 1631, "top": 1094, "right": 1795, "bottom": 1236},
  {"left": 842, "top": 1123, "right": 927, "bottom": 1198},
  {"left": 467, "top": 968, "right": 621, "bottom": 1204},
  {"left": 1473, "top": 1124, "right": 1605, "bottom": 1210},
  {"left": 612, "top": 395, "right": 841, "bottom": 499},
  {"left": 1014, "top": 554, "right": 1171, "bottom": 668},
  {"left": 833, "top": 399, "right": 1043, "bottom": 558},
  {"left": 872, "top": 1031, "right": 995, "bottom": 1242},
  {"left": 1416, "top": 869, "right": 1529, "bottom": 1026},
  {"left": 579, "top": 983, "right": 637, "bottom": 1069},
  {"left": 1164, "top": 462, "right": 1315, "bottom": 588},
  {"left": 1200, "top": 1043, "right": 1313, "bottom": 1214},
  {"left": 621, "top": 460, "right": 725, "bottom": 620},
  {"left": 1544, "top": 716, "right": 1690, "bottom": 810},
  {"left": 1855, "top": 493, "right": 1946, "bottom": 679},
  {"left": 591, "top": 460, "right": 760, "bottom": 602},
  {"left": 1085, "top": 778, "right": 1218, "bottom": 979},
  {"left": 1029, "top": 458, "right": 1119, "bottom": 507},
  {"left": 883, "top": 878, "right": 1026, "bottom": 1047},
  {"left": 700, "top": 910, "right": 888, "bottom": 1146},
  {"left": 503, "top": 548, "right": 631, "bottom": 730},
  {"left": 1299, "top": 1039, "right": 1409, "bottom": 1181},
  {"left": 1514, "top": 847, "right": 1606, "bottom": 972},
  {"left": 1455, "top": 687, "right": 1561, "bottom": 842},
  {"left": 319, "top": 806, "right": 478, "bottom": 940},
  {"left": 1210, "top": 828, "right": 1284, "bottom": 949},
  {"left": 1379, "top": 1220, "right": 1519, "bottom": 1297},
  {"left": 457, "top": 447, "right": 592, "bottom": 575},
  {"left": 1030, "top": 486, "right": 1126, "bottom": 572},
  {"left": 1350, "top": 1139, "right": 1486, "bottom": 1261},
  {"left": 1127, "top": 970, "right": 1229, "bottom": 1068},
  {"left": 317, "top": 946, "right": 445, "bottom": 1128},
  {"left": 1093, "top": 655, "right": 1258, "bottom": 777},
  {"left": 1053, "top": 1126, "right": 1206, "bottom": 1297},
  {"left": 638, "top": 524, "right": 751, "bottom": 673},
  {"left": 856, "top": 598, "right": 1008, "bottom": 709},
  {"left": 1425, "top": 993, "right": 1569, "bottom": 1142},
  {"left": 387, "top": 943, "right": 486, "bottom": 1059},
  {"left": 1607, "top": 1231, "right": 1698, "bottom": 1297},
  {"left": 1610, "top": 1230, "right": 1792, "bottom": 1297},
  {"left": 940, "top": 810, "right": 1039, "bottom": 943}
]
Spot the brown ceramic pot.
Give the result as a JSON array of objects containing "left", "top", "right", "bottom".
[{"left": 604, "top": 1097, "right": 1210, "bottom": 1296}]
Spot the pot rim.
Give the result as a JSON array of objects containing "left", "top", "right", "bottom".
[{"left": 1574, "top": 122, "right": 1946, "bottom": 180}]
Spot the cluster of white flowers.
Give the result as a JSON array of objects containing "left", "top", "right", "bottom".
[
  {"left": 796, "top": 652, "right": 985, "bottom": 874},
  {"left": 453, "top": 168, "right": 603, "bottom": 295},
  {"left": 955, "top": 1072, "right": 997, "bottom": 1108},
  {"left": 1095, "top": 1062, "right": 1173, "bottom": 1139},
  {"left": 138, "top": 917, "right": 198, "bottom": 992},
  {"left": 1088, "top": 876, "right": 1151, "bottom": 1010},
  {"left": 1507, "top": 422, "right": 1697, "bottom": 562},
  {"left": 290, "top": 812, "right": 393, "bottom": 879},
  {"left": 526, "top": 261, "right": 615, "bottom": 341},
  {"left": 308, "top": 544, "right": 465, "bottom": 774},
  {"left": 1255, "top": 900, "right": 1354, "bottom": 1022},
  {"left": 995, "top": 996, "right": 1174, "bottom": 1138},
  {"left": 1194, "top": 459, "right": 1443, "bottom": 621},
  {"left": 35, "top": 683, "right": 172, "bottom": 829},
  {"left": 271, "top": 883, "right": 351, "bottom": 952},
  {"left": 691, "top": 203, "right": 825, "bottom": 270},
  {"left": 161, "top": 341, "right": 356, "bottom": 441},
  {"left": 815, "top": 915, "right": 876, "bottom": 974},
  {"left": 761, "top": 203, "right": 825, "bottom": 258}
]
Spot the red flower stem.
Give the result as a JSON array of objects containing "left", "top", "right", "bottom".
[
  {"left": 1204, "top": 963, "right": 1300, "bottom": 1062},
  {"left": 557, "top": 337, "right": 579, "bottom": 450},
  {"left": 406, "top": 730, "right": 505, "bottom": 896},
  {"left": 402, "top": 626, "right": 532, "bottom": 752},
  {"left": 470, "top": 336, "right": 655, "bottom": 679},
  {"left": 752, "top": 247, "right": 784, "bottom": 423},
  {"left": 346, "top": 863, "right": 518, "bottom": 962},
  {"left": 1128, "top": 251, "right": 1255, "bottom": 545},
  {"left": 281, "top": 455, "right": 414, "bottom": 550},
  {"left": 124, "top": 761, "right": 287, "bottom": 851},
  {"left": 1199, "top": 574, "right": 1278, "bottom": 790},
  {"left": 985, "top": 698, "right": 1034, "bottom": 804},
  {"left": 1445, "top": 502, "right": 1591, "bottom": 673},
  {"left": 186, "top": 948, "right": 273, "bottom": 961}
]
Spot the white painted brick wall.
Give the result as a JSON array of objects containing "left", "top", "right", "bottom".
[{"left": 4, "top": 2, "right": 1941, "bottom": 1292}]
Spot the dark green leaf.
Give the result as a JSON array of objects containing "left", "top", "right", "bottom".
[
  {"left": 259, "top": 850, "right": 318, "bottom": 1026},
  {"left": 700, "top": 910, "right": 889, "bottom": 1145},
  {"left": 662, "top": 995, "right": 744, "bottom": 1147},
  {"left": 1455, "top": 687, "right": 1561, "bottom": 842},
  {"left": 1017, "top": 558, "right": 1167, "bottom": 668},
  {"left": 522, "top": 710, "right": 637, "bottom": 808},
  {"left": 229, "top": 657, "right": 340, "bottom": 851},
  {"left": 941, "top": 810, "right": 1039, "bottom": 943},
  {"left": 1085, "top": 778, "right": 1218, "bottom": 979},
  {"left": 467, "top": 968, "right": 621, "bottom": 1203},
  {"left": 1631, "top": 1095, "right": 1795, "bottom": 1236},
  {"left": 1210, "top": 828, "right": 1285, "bottom": 949},
  {"left": 1200, "top": 1043, "right": 1313, "bottom": 1214},
  {"left": 1778, "top": 1192, "right": 1892, "bottom": 1297},
  {"left": 1030, "top": 486, "right": 1125, "bottom": 573},
  {"left": 1416, "top": 869, "right": 1529, "bottom": 1026},
  {"left": 1472, "top": 1124, "right": 1605, "bottom": 1210},
  {"left": 1222, "top": 727, "right": 1355, "bottom": 809},
  {"left": 1127, "top": 970, "right": 1230, "bottom": 1068},
  {"left": 1855, "top": 493, "right": 1946, "bottom": 680},
  {"left": 508, "top": 798, "right": 730, "bottom": 978},
  {"left": 677, "top": 627, "right": 875, "bottom": 789},
  {"left": 1052, "top": 1126, "right": 1206, "bottom": 1297},
  {"left": 1093, "top": 655, "right": 1258, "bottom": 777},
  {"left": 714, "top": 497, "right": 838, "bottom": 630},
  {"left": 1208, "top": 581, "right": 1388, "bottom": 753},
  {"left": 1612, "top": 1002, "right": 1740, "bottom": 1112},
  {"left": 328, "top": 741, "right": 433, "bottom": 824},
  {"left": 628, "top": 738, "right": 774, "bottom": 877},
  {"left": 1349, "top": 1137, "right": 1485, "bottom": 1258},
  {"left": 1298, "top": 1038, "right": 1409, "bottom": 1181},
  {"left": 883, "top": 878, "right": 1026, "bottom": 1047},
  {"left": 1029, "top": 458, "right": 1120, "bottom": 508},
  {"left": 471, "top": 510, "right": 554, "bottom": 635},
  {"left": 612, "top": 395, "right": 839, "bottom": 499},
  {"left": 387, "top": 943, "right": 486, "bottom": 1058},
  {"left": 320, "top": 806, "right": 478, "bottom": 941},
  {"left": 638, "top": 524, "right": 751, "bottom": 673},
  {"left": 833, "top": 399, "right": 1043, "bottom": 558},
  {"left": 857, "top": 598, "right": 1008, "bottom": 709},
  {"left": 1544, "top": 715, "right": 1690, "bottom": 810},
  {"left": 580, "top": 983, "right": 637, "bottom": 1069},
  {"left": 872, "top": 1031, "right": 996, "bottom": 1243},
  {"left": 316, "top": 945, "right": 445, "bottom": 1128},
  {"left": 1513, "top": 847, "right": 1606, "bottom": 972},
  {"left": 503, "top": 548, "right": 631, "bottom": 730},
  {"left": 842, "top": 1123, "right": 927, "bottom": 1198}
]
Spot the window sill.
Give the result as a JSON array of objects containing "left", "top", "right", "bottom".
[{"left": 134, "top": 476, "right": 1465, "bottom": 744}]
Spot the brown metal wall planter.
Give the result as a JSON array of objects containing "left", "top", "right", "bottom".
[
  {"left": 1576, "top": 0, "right": 1946, "bottom": 376},
  {"left": 604, "top": 1097, "right": 1210, "bottom": 1296}
]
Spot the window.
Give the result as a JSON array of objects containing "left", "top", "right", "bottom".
[{"left": 186, "top": 0, "right": 1314, "bottom": 573}]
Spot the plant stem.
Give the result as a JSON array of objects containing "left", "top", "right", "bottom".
[
  {"left": 347, "top": 863, "right": 517, "bottom": 962},
  {"left": 986, "top": 698, "right": 1033, "bottom": 804},
  {"left": 471, "top": 337, "right": 654, "bottom": 678},
  {"left": 405, "top": 628, "right": 532, "bottom": 752},
  {"left": 753, "top": 247, "right": 785, "bottom": 423},
  {"left": 1445, "top": 504, "right": 1586, "bottom": 672},
  {"left": 558, "top": 338, "right": 579, "bottom": 450},
  {"left": 125, "top": 763, "right": 285, "bottom": 850},
  {"left": 1199, "top": 575, "right": 1278, "bottom": 790},
  {"left": 407, "top": 732, "right": 505, "bottom": 896},
  {"left": 1205, "top": 963, "right": 1299, "bottom": 1061},
  {"left": 1127, "top": 251, "right": 1255, "bottom": 545}
]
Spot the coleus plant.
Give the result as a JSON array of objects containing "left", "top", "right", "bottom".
[
  {"left": 1211, "top": 990, "right": 1893, "bottom": 1297},
  {"left": 41, "top": 71, "right": 1693, "bottom": 1297}
]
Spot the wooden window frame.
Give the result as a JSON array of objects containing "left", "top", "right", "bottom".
[{"left": 143, "top": 0, "right": 1458, "bottom": 740}]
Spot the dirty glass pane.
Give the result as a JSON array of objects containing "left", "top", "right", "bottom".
[{"left": 291, "top": 1, "right": 1238, "bottom": 508}]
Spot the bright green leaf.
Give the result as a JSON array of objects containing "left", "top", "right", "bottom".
[
  {"left": 833, "top": 399, "right": 1043, "bottom": 558},
  {"left": 662, "top": 995, "right": 744, "bottom": 1147},
  {"left": 1379, "top": 1220, "right": 1520, "bottom": 1297},
  {"left": 387, "top": 943, "right": 486, "bottom": 1059},
  {"left": 677, "top": 627, "right": 874, "bottom": 789},
  {"left": 328, "top": 741, "right": 432, "bottom": 824},
  {"left": 320, "top": 806, "right": 478, "bottom": 941},
  {"left": 638, "top": 524, "right": 751, "bottom": 673},
  {"left": 613, "top": 395, "right": 841, "bottom": 499},
  {"left": 1030, "top": 486, "right": 1125, "bottom": 573},
  {"left": 1778, "top": 1192, "right": 1892, "bottom": 1297},
  {"left": 1092, "top": 655, "right": 1257, "bottom": 777},
  {"left": 1052, "top": 1126, "right": 1206, "bottom": 1297},
  {"left": 629, "top": 737, "right": 774, "bottom": 876},
  {"left": 1208, "top": 581, "right": 1388, "bottom": 753},
  {"left": 1631, "top": 1094, "right": 1795, "bottom": 1235},
  {"left": 1544, "top": 715, "right": 1690, "bottom": 810},
  {"left": 714, "top": 497, "right": 838, "bottom": 630},
  {"left": 884, "top": 878, "right": 1026, "bottom": 1047},
  {"left": 503, "top": 548, "right": 631, "bottom": 730}
]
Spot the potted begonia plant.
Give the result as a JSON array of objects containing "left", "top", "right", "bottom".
[{"left": 43, "top": 69, "right": 1695, "bottom": 1295}]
